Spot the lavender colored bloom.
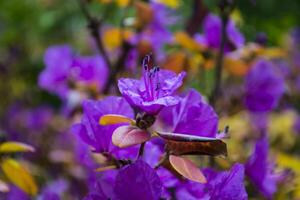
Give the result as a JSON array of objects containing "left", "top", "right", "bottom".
[
  {"left": 199, "top": 13, "right": 244, "bottom": 52},
  {"left": 72, "top": 96, "right": 138, "bottom": 159},
  {"left": 159, "top": 89, "right": 218, "bottom": 137},
  {"left": 246, "top": 136, "right": 282, "bottom": 199},
  {"left": 177, "top": 163, "right": 247, "bottom": 200},
  {"left": 118, "top": 56, "right": 186, "bottom": 115},
  {"left": 114, "top": 160, "right": 162, "bottom": 200},
  {"left": 39, "top": 45, "right": 108, "bottom": 100},
  {"left": 244, "top": 59, "right": 285, "bottom": 112}
]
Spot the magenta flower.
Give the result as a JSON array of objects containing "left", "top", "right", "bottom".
[
  {"left": 39, "top": 45, "right": 108, "bottom": 99},
  {"left": 176, "top": 164, "right": 248, "bottom": 200},
  {"left": 114, "top": 160, "right": 162, "bottom": 200},
  {"left": 244, "top": 59, "right": 285, "bottom": 113},
  {"left": 246, "top": 136, "right": 284, "bottom": 199},
  {"left": 72, "top": 96, "right": 138, "bottom": 159},
  {"left": 159, "top": 89, "right": 219, "bottom": 138},
  {"left": 195, "top": 13, "right": 244, "bottom": 52},
  {"left": 118, "top": 55, "right": 186, "bottom": 115}
]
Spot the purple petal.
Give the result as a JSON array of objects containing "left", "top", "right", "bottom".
[
  {"left": 159, "top": 89, "right": 218, "bottom": 137},
  {"left": 114, "top": 160, "right": 162, "bottom": 200},
  {"left": 72, "top": 96, "right": 138, "bottom": 159},
  {"left": 244, "top": 59, "right": 285, "bottom": 112},
  {"left": 246, "top": 136, "right": 280, "bottom": 199}
]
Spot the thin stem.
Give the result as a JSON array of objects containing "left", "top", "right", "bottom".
[
  {"left": 137, "top": 142, "right": 146, "bottom": 159},
  {"left": 102, "top": 3, "right": 133, "bottom": 94},
  {"left": 77, "top": 0, "right": 112, "bottom": 71},
  {"left": 185, "top": 0, "right": 208, "bottom": 36},
  {"left": 154, "top": 153, "right": 168, "bottom": 169},
  {"left": 209, "top": 9, "right": 229, "bottom": 108}
]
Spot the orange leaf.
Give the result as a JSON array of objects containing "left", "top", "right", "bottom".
[
  {"left": 99, "top": 114, "right": 134, "bottom": 126},
  {"left": 169, "top": 155, "right": 207, "bottom": 183},
  {"left": 112, "top": 126, "right": 151, "bottom": 148}
]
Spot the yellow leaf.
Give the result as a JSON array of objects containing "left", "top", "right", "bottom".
[
  {"left": 163, "top": 52, "right": 187, "bottom": 73},
  {"left": 95, "top": 165, "right": 117, "bottom": 172},
  {"left": 277, "top": 153, "right": 300, "bottom": 175},
  {"left": 224, "top": 57, "right": 249, "bottom": 76},
  {"left": 1, "top": 159, "right": 38, "bottom": 196},
  {"left": 103, "top": 28, "right": 133, "bottom": 50},
  {"left": 268, "top": 111, "right": 297, "bottom": 149},
  {"left": 174, "top": 32, "right": 204, "bottom": 52},
  {"left": 0, "top": 142, "right": 35, "bottom": 153},
  {"left": 154, "top": 0, "right": 180, "bottom": 9},
  {"left": 116, "top": 0, "right": 130, "bottom": 7},
  {"left": 259, "top": 47, "right": 287, "bottom": 58},
  {"left": 99, "top": 114, "right": 134, "bottom": 125}
]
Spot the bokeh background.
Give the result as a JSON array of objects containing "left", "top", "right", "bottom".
[{"left": 1, "top": 0, "right": 300, "bottom": 199}]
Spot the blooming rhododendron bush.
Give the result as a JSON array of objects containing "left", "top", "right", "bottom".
[{"left": 1, "top": 0, "right": 300, "bottom": 199}]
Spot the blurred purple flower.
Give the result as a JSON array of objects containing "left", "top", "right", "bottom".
[
  {"left": 290, "top": 28, "right": 300, "bottom": 68},
  {"left": 39, "top": 179, "right": 68, "bottom": 200},
  {"left": 197, "top": 13, "right": 244, "bottom": 52},
  {"left": 114, "top": 160, "right": 162, "bottom": 200},
  {"left": 39, "top": 45, "right": 73, "bottom": 99},
  {"left": 246, "top": 136, "right": 283, "bottom": 199},
  {"left": 72, "top": 96, "right": 138, "bottom": 159},
  {"left": 2, "top": 104, "right": 53, "bottom": 141},
  {"left": 131, "top": 3, "right": 177, "bottom": 61},
  {"left": 39, "top": 45, "right": 108, "bottom": 100},
  {"left": 118, "top": 55, "right": 186, "bottom": 115},
  {"left": 159, "top": 89, "right": 218, "bottom": 138},
  {"left": 244, "top": 59, "right": 285, "bottom": 112},
  {"left": 4, "top": 186, "right": 30, "bottom": 200},
  {"left": 293, "top": 115, "right": 300, "bottom": 135},
  {"left": 177, "top": 163, "right": 247, "bottom": 200}
]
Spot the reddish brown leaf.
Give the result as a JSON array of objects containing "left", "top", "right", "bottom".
[
  {"left": 112, "top": 126, "right": 151, "bottom": 148},
  {"left": 156, "top": 131, "right": 227, "bottom": 156},
  {"left": 169, "top": 155, "right": 207, "bottom": 183}
]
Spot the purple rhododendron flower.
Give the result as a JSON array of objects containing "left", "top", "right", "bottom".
[
  {"left": 246, "top": 136, "right": 283, "bottom": 199},
  {"left": 118, "top": 55, "right": 186, "bottom": 115},
  {"left": 159, "top": 89, "right": 218, "bottom": 137},
  {"left": 72, "top": 96, "right": 138, "bottom": 159},
  {"left": 177, "top": 163, "right": 247, "bottom": 200},
  {"left": 114, "top": 160, "right": 162, "bottom": 200},
  {"left": 244, "top": 59, "right": 285, "bottom": 112},
  {"left": 197, "top": 13, "right": 244, "bottom": 52},
  {"left": 39, "top": 45, "right": 108, "bottom": 100}
]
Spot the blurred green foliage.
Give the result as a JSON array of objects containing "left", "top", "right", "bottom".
[{"left": 0, "top": 0, "right": 299, "bottom": 114}]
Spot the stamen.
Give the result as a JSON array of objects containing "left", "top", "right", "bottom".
[{"left": 141, "top": 54, "right": 160, "bottom": 101}]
